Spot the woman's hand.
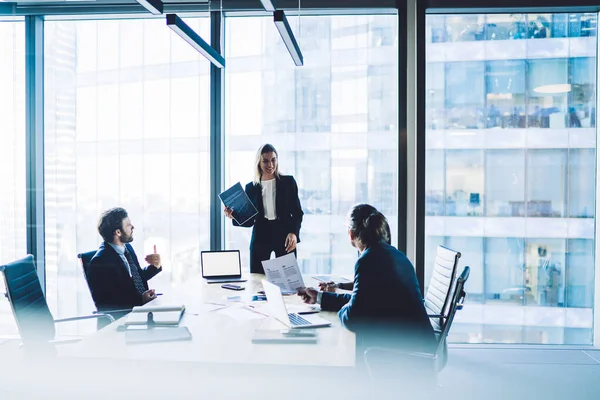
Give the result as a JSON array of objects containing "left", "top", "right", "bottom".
[
  {"left": 285, "top": 233, "right": 297, "bottom": 253},
  {"left": 223, "top": 206, "right": 234, "bottom": 220}
]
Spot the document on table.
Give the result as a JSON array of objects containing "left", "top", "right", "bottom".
[
  {"left": 217, "top": 305, "right": 267, "bottom": 321},
  {"left": 262, "top": 253, "right": 305, "bottom": 293},
  {"left": 218, "top": 182, "right": 258, "bottom": 226}
]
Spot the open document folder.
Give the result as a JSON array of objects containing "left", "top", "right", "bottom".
[
  {"left": 125, "top": 305, "right": 186, "bottom": 326},
  {"left": 261, "top": 253, "right": 305, "bottom": 294}
]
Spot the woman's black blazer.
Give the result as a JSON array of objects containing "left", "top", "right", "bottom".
[{"left": 233, "top": 174, "right": 304, "bottom": 242}]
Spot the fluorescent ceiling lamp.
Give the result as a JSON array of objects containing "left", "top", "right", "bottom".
[
  {"left": 166, "top": 14, "right": 225, "bottom": 69},
  {"left": 260, "top": 0, "right": 275, "bottom": 12},
  {"left": 533, "top": 84, "right": 571, "bottom": 94},
  {"left": 136, "top": 0, "right": 163, "bottom": 15},
  {"left": 274, "top": 10, "right": 303, "bottom": 67}
]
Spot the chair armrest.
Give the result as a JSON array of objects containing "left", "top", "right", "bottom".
[
  {"left": 54, "top": 314, "right": 115, "bottom": 324},
  {"left": 427, "top": 314, "right": 445, "bottom": 319},
  {"left": 93, "top": 309, "right": 132, "bottom": 315}
]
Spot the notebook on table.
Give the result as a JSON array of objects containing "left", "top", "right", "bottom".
[
  {"left": 201, "top": 250, "right": 247, "bottom": 284},
  {"left": 125, "top": 326, "right": 192, "bottom": 345},
  {"left": 125, "top": 305, "right": 186, "bottom": 326}
]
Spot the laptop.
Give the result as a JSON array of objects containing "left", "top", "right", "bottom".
[
  {"left": 262, "top": 280, "right": 331, "bottom": 329},
  {"left": 201, "top": 250, "right": 247, "bottom": 284}
]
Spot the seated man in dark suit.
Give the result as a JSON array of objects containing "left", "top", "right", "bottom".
[
  {"left": 88, "top": 207, "right": 162, "bottom": 317},
  {"left": 298, "top": 204, "right": 436, "bottom": 357}
]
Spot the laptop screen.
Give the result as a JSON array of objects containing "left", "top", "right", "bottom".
[
  {"left": 201, "top": 251, "right": 241, "bottom": 278},
  {"left": 261, "top": 280, "right": 291, "bottom": 326}
]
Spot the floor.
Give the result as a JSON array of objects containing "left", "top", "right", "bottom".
[{"left": 0, "top": 341, "right": 599, "bottom": 399}]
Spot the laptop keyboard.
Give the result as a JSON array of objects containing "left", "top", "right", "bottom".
[{"left": 288, "top": 313, "right": 311, "bottom": 326}]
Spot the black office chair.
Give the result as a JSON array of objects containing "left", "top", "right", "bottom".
[
  {"left": 363, "top": 266, "right": 470, "bottom": 392},
  {"left": 0, "top": 255, "right": 114, "bottom": 356},
  {"left": 77, "top": 251, "right": 132, "bottom": 326}
]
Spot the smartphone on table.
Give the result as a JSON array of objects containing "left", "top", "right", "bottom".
[{"left": 221, "top": 284, "right": 245, "bottom": 291}]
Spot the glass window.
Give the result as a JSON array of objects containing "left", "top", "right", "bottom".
[
  {"left": 225, "top": 15, "right": 398, "bottom": 276},
  {"left": 566, "top": 239, "right": 594, "bottom": 308},
  {"left": 486, "top": 150, "right": 525, "bottom": 217},
  {"left": 525, "top": 239, "right": 566, "bottom": 307},
  {"left": 445, "top": 15, "right": 486, "bottom": 42},
  {"left": 486, "top": 60, "right": 526, "bottom": 129},
  {"left": 295, "top": 151, "right": 331, "bottom": 216},
  {"left": 0, "top": 20, "right": 25, "bottom": 336},
  {"left": 486, "top": 14, "right": 526, "bottom": 40},
  {"left": 426, "top": 12, "right": 596, "bottom": 345},
  {"left": 44, "top": 19, "right": 211, "bottom": 326},
  {"left": 569, "top": 149, "right": 595, "bottom": 218},
  {"left": 527, "top": 59, "right": 569, "bottom": 129},
  {"left": 527, "top": 149, "right": 567, "bottom": 217},
  {"left": 427, "top": 15, "right": 447, "bottom": 43},
  {"left": 368, "top": 64, "right": 397, "bottom": 132},
  {"left": 527, "top": 14, "right": 552, "bottom": 39},
  {"left": 426, "top": 150, "right": 445, "bottom": 216},
  {"left": 485, "top": 238, "right": 526, "bottom": 303},
  {"left": 569, "top": 13, "right": 597, "bottom": 38},
  {"left": 298, "top": 67, "right": 332, "bottom": 132},
  {"left": 446, "top": 150, "right": 484, "bottom": 216},
  {"left": 445, "top": 62, "right": 485, "bottom": 129},
  {"left": 426, "top": 62, "right": 445, "bottom": 130},
  {"left": 570, "top": 57, "right": 596, "bottom": 128}
]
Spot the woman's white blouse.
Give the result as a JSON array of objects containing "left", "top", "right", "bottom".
[{"left": 261, "top": 178, "right": 277, "bottom": 220}]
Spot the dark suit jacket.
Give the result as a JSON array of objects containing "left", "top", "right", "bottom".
[
  {"left": 233, "top": 174, "right": 304, "bottom": 242},
  {"left": 321, "top": 240, "right": 436, "bottom": 353},
  {"left": 87, "top": 242, "right": 161, "bottom": 311}
]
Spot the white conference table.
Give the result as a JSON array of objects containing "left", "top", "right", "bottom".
[{"left": 59, "top": 274, "right": 356, "bottom": 368}]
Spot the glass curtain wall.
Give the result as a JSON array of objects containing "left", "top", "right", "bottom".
[
  {"left": 44, "top": 18, "right": 211, "bottom": 323},
  {"left": 0, "top": 19, "right": 26, "bottom": 336},
  {"left": 224, "top": 15, "right": 398, "bottom": 275},
  {"left": 425, "top": 13, "right": 597, "bottom": 344}
]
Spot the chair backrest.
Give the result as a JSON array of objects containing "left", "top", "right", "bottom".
[
  {"left": 433, "top": 266, "right": 470, "bottom": 358},
  {"left": 77, "top": 250, "right": 97, "bottom": 289},
  {"left": 0, "top": 255, "right": 56, "bottom": 344},
  {"left": 424, "top": 245, "right": 461, "bottom": 331}
]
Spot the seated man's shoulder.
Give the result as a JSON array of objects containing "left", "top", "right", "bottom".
[{"left": 89, "top": 246, "right": 110, "bottom": 267}]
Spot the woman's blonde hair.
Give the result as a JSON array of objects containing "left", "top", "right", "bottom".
[{"left": 253, "top": 143, "right": 280, "bottom": 184}]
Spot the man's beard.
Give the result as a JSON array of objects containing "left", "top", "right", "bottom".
[{"left": 121, "top": 233, "right": 134, "bottom": 243}]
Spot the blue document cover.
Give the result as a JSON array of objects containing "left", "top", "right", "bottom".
[{"left": 219, "top": 182, "right": 259, "bottom": 226}]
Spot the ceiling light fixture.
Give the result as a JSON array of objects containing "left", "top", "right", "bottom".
[
  {"left": 136, "top": 0, "right": 163, "bottom": 15},
  {"left": 259, "top": 0, "right": 276, "bottom": 12},
  {"left": 166, "top": 14, "right": 225, "bottom": 69},
  {"left": 274, "top": 10, "right": 303, "bottom": 66}
]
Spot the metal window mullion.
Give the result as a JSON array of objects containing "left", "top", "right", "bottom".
[
  {"left": 415, "top": 0, "right": 427, "bottom": 294},
  {"left": 25, "top": 15, "right": 45, "bottom": 292},
  {"left": 397, "top": 3, "right": 408, "bottom": 255},
  {"left": 210, "top": 10, "right": 225, "bottom": 251}
]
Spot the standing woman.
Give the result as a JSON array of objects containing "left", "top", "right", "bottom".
[{"left": 224, "top": 144, "right": 304, "bottom": 274}]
